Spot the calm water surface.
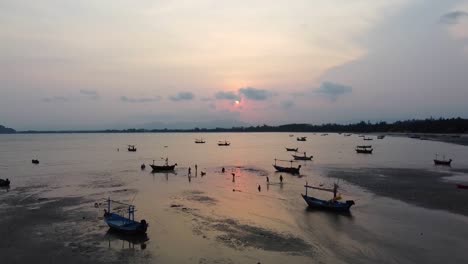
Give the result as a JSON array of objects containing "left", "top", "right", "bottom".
[{"left": 1, "top": 133, "right": 468, "bottom": 263}]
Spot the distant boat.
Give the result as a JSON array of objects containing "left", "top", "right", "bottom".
[
  {"left": 292, "top": 152, "right": 313, "bottom": 160},
  {"left": 321, "top": 133, "right": 328, "bottom": 136},
  {"left": 356, "top": 145, "right": 373, "bottom": 154},
  {"left": 297, "top": 137, "right": 307, "bottom": 142},
  {"left": 358, "top": 135, "right": 365, "bottom": 138},
  {"left": 289, "top": 134, "right": 294, "bottom": 137},
  {"left": 103, "top": 198, "right": 148, "bottom": 235},
  {"left": 273, "top": 159, "right": 301, "bottom": 175},
  {"left": 344, "top": 134, "right": 352, "bottom": 137},
  {"left": 433, "top": 154, "right": 452, "bottom": 166},
  {"left": 150, "top": 158, "right": 177, "bottom": 172},
  {"left": 128, "top": 145, "right": 137, "bottom": 152},
  {"left": 218, "top": 140, "right": 230, "bottom": 146},
  {"left": 457, "top": 184, "right": 468, "bottom": 189},
  {"left": 301, "top": 183, "right": 355, "bottom": 212},
  {"left": 0, "top": 178, "right": 10, "bottom": 187},
  {"left": 285, "top": 147, "right": 298, "bottom": 152},
  {"left": 409, "top": 135, "right": 421, "bottom": 139},
  {"left": 377, "top": 135, "right": 385, "bottom": 139},
  {"left": 363, "top": 137, "right": 373, "bottom": 141},
  {"left": 195, "top": 138, "right": 206, "bottom": 144},
  {"left": 32, "top": 159, "right": 39, "bottom": 164}
]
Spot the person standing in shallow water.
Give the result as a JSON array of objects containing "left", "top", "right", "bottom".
[
  {"left": 280, "top": 175, "right": 283, "bottom": 183},
  {"left": 188, "top": 167, "right": 191, "bottom": 176},
  {"left": 266, "top": 176, "right": 270, "bottom": 184},
  {"left": 222, "top": 167, "right": 225, "bottom": 173}
]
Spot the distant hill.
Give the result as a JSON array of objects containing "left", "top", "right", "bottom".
[{"left": 0, "top": 125, "right": 16, "bottom": 134}]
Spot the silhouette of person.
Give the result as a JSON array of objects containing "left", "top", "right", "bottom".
[
  {"left": 188, "top": 167, "right": 191, "bottom": 176},
  {"left": 280, "top": 174, "right": 283, "bottom": 183},
  {"left": 266, "top": 176, "right": 270, "bottom": 184},
  {"left": 222, "top": 167, "right": 225, "bottom": 173}
]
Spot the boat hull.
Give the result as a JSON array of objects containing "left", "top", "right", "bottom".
[
  {"left": 434, "top": 159, "right": 452, "bottom": 166},
  {"left": 285, "top": 148, "right": 298, "bottom": 152},
  {"left": 0, "top": 179, "right": 10, "bottom": 187},
  {"left": 104, "top": 213, "right": 148, "bottom": 235},
  {"left": 301, "top": 194, "right": 354, "bottom": 212},
  {"left": 273, "top": 165, "right": 300, "bottom": 175},
  {"left": 356, "top": 149, "right": 373, "bottom": 154},
  {"left": 292, "top": 155, "right": 313, "bottom": 160},
  {"left": 150, "top": 164, "right": 177, "bottom": 172}
]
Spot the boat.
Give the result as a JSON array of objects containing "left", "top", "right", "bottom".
[
  {"left": 150, "top": 158, "right": 177, "bottom": 172},
  {"left": 344, "top": 134, "right": 352, "bottom": 137},
  {"left": 297, "top": 137, "right": 307, "bottom": 141},
  {"left": 285, "top": 147, "right": 298, "bottom": 152},
  {"left": 355, "top": 145, "right": 373, "bottom": 154},
  {"left": 358, "top": 135, "right": 365, "bottom": 138},
  {"left": 32, "top": 159, "right": 39, "bottom": 164},
  {"left": 292, "top": 152, "right": 313, "bottom": 160},
  {"left": 321, "top": 133, "right": 328, "bottom": 136},
  {"left": 0, "top": 178, "right": 10, "bottom": 187},
  {"left": 433, "top": 155, "right": 452, "bottom": 166},
  {"left": 273, "top": 159, "right": 301, "bottom": 174},
  {"left": 457, "top": 184, "right": 468, "bottom": 189},
  {"left": 103, "top": 198, "right": 148, "bottom": 235},
  {"left": 409, "top": 135, "right": 421, "bottom": 139},
  {"left": 289, "top": 134, "right": 294, "bottom": 137},
  {"left": 377, "top": 135, "right": 385, "bottom": 139},
  {"left": 301, "top": 183, "right": 355, "bottom": 212},
  {"left": 195, "top": 138, "right": 206, "bottom": 144},
  {"left": 363, "top": 137, "right": 373, "bottom": 141},
  {"left": 218, "top": 140, "right": 230, "bottom": 146},
  {"left": 128, "top": 145, "right": 137, "bottom": 152}
]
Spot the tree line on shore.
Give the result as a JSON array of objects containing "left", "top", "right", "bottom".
[{"left": 3, "top": 117, "right": 467, "bottom": 134}]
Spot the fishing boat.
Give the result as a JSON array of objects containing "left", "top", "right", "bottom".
[
  {"left": 128, "top": 145, "right": 137, "bottom": 152},
  {"left": 292, "top": 152, "right": 313, "bottom": 160},
  {"left": 377, "top": 135, "right": 385, "bottom": 139},
  {"left": 355, "top": 145, "right": 373, "bottom": 154},
  {"left": 344, "top": 134, "right": 352, "bottom": 137},
  {"left": 0, "top": 178, "right": 10, "bottom": 187},
  {"left": 273, "top": 159, "right": 301, "bottom": 174},
  {"left": 297, "top": 137, "right": 307, "bottom": 142},
  {"left": 289, "top": 134, "right": 294, "bottom": 137},
  {"left": 218, "top": 140, "right": 230, "bottom": 146},
  {"left": 433, "top": 154, "right": 452, "bottom": 166},
  {"left": 32, "top": 159, "right": 39, "bottom": 164},
  {"left": 285, "top": 147, "right": 298, "bottom": 152},
  {"left": 301, "top": 183, "right": 355, "bottom": 212},
  {"left": 457, "top": 184, "right": 468, "bottom": 189},
  {"left": 149, "top": 158, "right": 177, "bottom": 172},
  {"left": 195, "top": 138, "right": 206, "bottom": 144},
  {"left": 321, "top": 133, "right": 328, "bottom": 136},
  {"left": 103, "top": 198, "right": 148, "bottom": 235},
  {"left": 363, "top": 137, "right": 373, "bottom": 141},
  {"left": 358, "top": 135, "right": 365, "bottom": 138}
]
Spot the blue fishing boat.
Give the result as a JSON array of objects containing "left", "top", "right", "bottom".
[
  {"left": 301, "top": 183, "right": 355, "bottom": 212},
  {"left": 273, "top": 159, "right": 301, "bottom": 174},
  {"left": 104, "top": 198, "right": 148, "bottom": 235}
]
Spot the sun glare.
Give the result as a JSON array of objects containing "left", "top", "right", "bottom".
[{"left": 235, "top": 100, "right": 240, "bottom": 105}]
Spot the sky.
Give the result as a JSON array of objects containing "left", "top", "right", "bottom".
[{"left": 1, "top": 0, "right": 468, "bottom": 130}]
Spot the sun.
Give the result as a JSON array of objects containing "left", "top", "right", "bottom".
[{"left": 235, "top": 100, "right": 240, "bottom": 105}]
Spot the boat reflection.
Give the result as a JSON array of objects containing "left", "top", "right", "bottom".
[{"left": 105, "top": 229, "right": 149, "bottom": 250}]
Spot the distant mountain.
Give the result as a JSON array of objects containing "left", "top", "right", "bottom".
[
  {"left": 0, "top": 125, "right": 16, "bottom": 134},
  {"left": 140, "top": 119, "right": 251, "bottom": 130}
]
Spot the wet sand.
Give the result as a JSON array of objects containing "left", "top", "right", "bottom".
[{"left": 325, "top": 167, "right": 468, "bottom": 216}]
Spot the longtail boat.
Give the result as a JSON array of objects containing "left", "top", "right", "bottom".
[
  {"left": 273, "top": 159, "right": 301, "bottom": 174},
  {"left": 150, "top": 158, "right": 177, "bottom": 172},
  {"left": 285, "top": 147, "right": 298, "bottom": 152},
  {"left": 292, "top": 152, "right": 313, "bottom": 160},
  {"left": 103, "top": 198, "right": 148, "bottom": 235},
  {"left": 218, "top": 140, "right": 230, "bottom": 146},
  {"left": 0, "top": 178, "right": 10, "bottom": 187},
  {"left": 128, "top": 145, "right": 137, "bottom": 152},
  {"left": 297, "top": 137, "right": 307, "bottom": 141},
  {"left": 195, "top": 138, "right": 206, "bottom": 144},
  {"left": 355, "top": 145, "right": 373, "bottom": 154},
  {"left": 433, "top": 154, "right": 452, "bottom": 166},
  {"left": 301, "top": 183, "right": 355, "bottom": 212},
  {"left": 377, "top": 135, "right": 385, "bottom": 139}
]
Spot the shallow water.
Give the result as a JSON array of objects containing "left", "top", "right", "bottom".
[{"left": 1, "top": 133, "right": 468, "bottom": 263}]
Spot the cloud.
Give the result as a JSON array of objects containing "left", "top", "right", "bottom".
[
  {"left": 79, "top": 89, "right": 99, "bottom": 100},
  {"left": 440, "top": 11, "right": 468, "bottom": 24},
  {"left": 316, "top": 81, "right": 352, "bottom": 101},
  {"left": 281, "top": 100, "right": 295, "bottom": 109},
  {"left": 215, "top": 91, "right": 240, "bottom": 101},
  {"left": 169, "top": 92, "right": 195, "bottom": 101},
  {"left": 239, "top": 87, "right": 274, "bottom": 101},
  {"left": 42, "top": 96, "right": 70, "bottom": 103},
  {"left": 120, "top": 96, "right": 161, "bottom": 103}
]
